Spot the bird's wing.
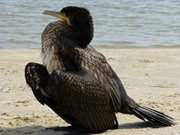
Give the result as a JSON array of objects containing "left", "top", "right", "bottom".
[
  {"left": 25, "top": 62, "right": 117, "bottom": 132},
  {"left": 69, "top": 46, "right": 129, "bottom": 112},
  {"left": 25, "top": 62, "right": 56, "bottom": 107},
  {"left": 48, "top": 70, "right": 118, "bottom": 132}
]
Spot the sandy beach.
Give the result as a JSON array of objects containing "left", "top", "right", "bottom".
[{"left": 0, "top": 48, "right": 179, "bottom": 135}]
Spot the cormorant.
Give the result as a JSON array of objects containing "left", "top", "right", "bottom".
[{"left": 25, "top": 6, "right": 174, "bottom": 133}]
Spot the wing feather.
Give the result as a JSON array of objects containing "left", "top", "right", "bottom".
[
  {"left": 47, "top": 71, "right": 117, "bottom": 132},
  {"left": 71, "top": 46, "right": 128, "bottom": 112}
]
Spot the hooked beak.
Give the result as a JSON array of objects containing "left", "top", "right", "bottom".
[{"left": 43, "top": 10, "right": 70, "bottom": 25}]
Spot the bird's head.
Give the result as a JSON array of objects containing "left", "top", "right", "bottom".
[{"left": 43, "top": 6, "right": 93, "bottom": 48}]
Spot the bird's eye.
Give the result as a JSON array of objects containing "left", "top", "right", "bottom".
[{"left": 60, "top": 12, "right": 66, "bottom": 17}]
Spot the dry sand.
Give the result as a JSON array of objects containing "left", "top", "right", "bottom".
[{"left": 0, "top": 48, "right": 179, "bottom": 135}]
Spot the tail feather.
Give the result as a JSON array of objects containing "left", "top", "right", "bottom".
[
  {"left": 133, "top": 106, "right": 175, "bottom": 126},
  {"left": 142, "top": 106, "right": 174, "bottom": 120}
]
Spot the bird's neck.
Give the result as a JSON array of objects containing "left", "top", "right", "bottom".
[{"left": 51, "top": 21, "right": 93, "bottom": 48}]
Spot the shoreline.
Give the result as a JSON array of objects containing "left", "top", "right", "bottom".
[{"left": 1, "top": 44, "right": 180, "bottom": 50}]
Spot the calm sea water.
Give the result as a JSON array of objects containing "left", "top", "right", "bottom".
[{"left": 0, "top": 0, "right": 180, "bottom": 48}]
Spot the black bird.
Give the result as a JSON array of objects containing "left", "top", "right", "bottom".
[{"left": 25, "top": 6, "right": 174, "bottom": 133}]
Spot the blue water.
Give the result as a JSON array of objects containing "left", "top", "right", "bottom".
[{"left": 0, "top": 0, "right": 180, "bottom": 48}]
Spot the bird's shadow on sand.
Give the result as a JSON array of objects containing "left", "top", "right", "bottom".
[
  {"left": 0, "top": 122, "right": 158, "bottom": 135},
  {"left": 118, "top": 122, "right": 156, "bottom": 129}
]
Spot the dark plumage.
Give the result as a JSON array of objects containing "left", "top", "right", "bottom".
[
  {"left": 25, "top": 6, "right": 174, "bottom": 133},
  {"left": 25, "top": 62, "right": 118, "bottom": 132}
]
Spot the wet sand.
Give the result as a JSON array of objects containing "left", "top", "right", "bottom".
[{"left": 0, "top": 48, "right": 179, "bottom": 135}]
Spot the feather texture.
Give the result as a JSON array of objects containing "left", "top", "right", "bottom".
[{"left": 25, "top": 62, "right": 118, "bottom": 132}]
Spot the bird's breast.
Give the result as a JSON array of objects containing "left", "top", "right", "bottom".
[{"left": 41, "top": 45, "right": 64, "bottom": 73}]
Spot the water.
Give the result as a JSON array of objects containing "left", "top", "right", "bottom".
[{"left": 0, "top": 0, "right": 180, "bottom": 48}]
